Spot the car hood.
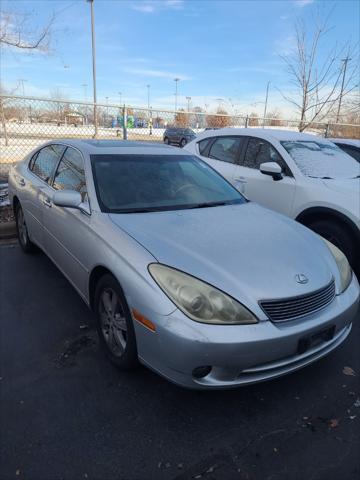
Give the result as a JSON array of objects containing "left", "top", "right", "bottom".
[
  {"left": 109, "top": 203, "right": 335, "bottom": 314},
  {"left": 321, "top": 177, "right": 360, "bottom": 195}
]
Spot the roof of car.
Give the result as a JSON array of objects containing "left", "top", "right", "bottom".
[
  {"left": 327, "top": 138, "right": 360, "bottom": 148},
  {"left": 46, "top": 139, "right": 189, "bottom": 156},
  {"left": 194, "top": 127, "right": 329, "bottom": 143}
]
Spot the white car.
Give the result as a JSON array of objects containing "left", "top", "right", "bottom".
[{"left": 184, "top": 128, "right": 360, "bottom": 273}]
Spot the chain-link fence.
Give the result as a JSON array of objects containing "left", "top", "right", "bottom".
[{"left": 1, "top": 94, "right": 359, "bottom": 182}]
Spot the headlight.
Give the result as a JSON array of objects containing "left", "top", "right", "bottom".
[
  {"left": 149, "top": 264, "right": 258, "bottom": 325},
  {"left": 323, "top": 239, "right": 352, "bottom": 293}
]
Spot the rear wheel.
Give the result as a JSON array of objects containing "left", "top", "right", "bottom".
[
  {"left": 94, "top": 274, "right": 138, "bottom": 370},
  {"left": 164, "top": 137, "right": 170, "bottom": 145},
  {"left": 15, "top": 203, "right": 35, "bottom": 253},
  {"left": 180, "top": 138, "right": 187, "bottom": 148},
  {"left": 308, "top": 219, "right": 358, "bottom": 273}
]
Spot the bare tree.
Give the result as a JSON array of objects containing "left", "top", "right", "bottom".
[
  {"left": 0, "top": 10, "right": 54, "bottom": 51},
  {"left": 207, "top": 108, "right": 231, "bottom": 128},
  {"left": 280, "top": 14, "right": 358, "bottom": 131}
]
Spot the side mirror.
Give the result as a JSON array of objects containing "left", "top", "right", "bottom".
[
  {"left": 260, "top": 162, "right": 283, "bottom": 181},
  {"left": 53, "top": 190, "right": 82, "bottom": 209}
]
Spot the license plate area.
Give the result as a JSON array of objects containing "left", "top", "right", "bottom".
[{"left": 298, "top": 326, "right": 335, "bottom": 354}]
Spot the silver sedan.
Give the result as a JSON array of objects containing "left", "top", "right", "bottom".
[{"left": 8, "top": 140, "right": 359, "bottom": 389}]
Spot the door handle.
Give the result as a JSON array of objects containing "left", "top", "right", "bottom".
[
  {"left": 18, "top": 178, "right": 26, "bottom": 187},
  {"left": 234, "top": 177, "right": 247, "bottom": 183},
  {"left": 43, "top": 197, "right": 52, "bottom": 208}
]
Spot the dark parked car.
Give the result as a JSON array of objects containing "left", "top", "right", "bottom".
[{"left": 163, "top": 128, "right": 196, "bottom": 147}]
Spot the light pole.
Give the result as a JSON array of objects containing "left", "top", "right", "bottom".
[
  {"left": 87, "top": 0, "right": 98, "bottom": 136},
  {"left": 186, "top": 96, "right": 191, "bottom": 112},
  {"left": 105, "top": 96, "right": 109, "bottom": 126},
  {"left": 174, "top": 78, "right": 180, "bottom": 112},
  {"left": 18, "top": 79, "right": 27, "bottom": 96},
  {"left": 262, "top": 81, "right": 270, "bottom": 128},
  {"left": 336, "top": 57, "right": 351, "bottom": 123},
  {"left": 146, "top": 84, "right": 150, "bottom": 110}
]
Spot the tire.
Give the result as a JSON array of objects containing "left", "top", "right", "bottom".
[
  {"left": 180, "top": 138, "right": 187, "bottom": 148},
  {"left": 94, "top": 274, "right": 138, "bottom": 370},
  {"left": 308, "top": 219, "right": 358, "bottom": 272},
  {"left": 15, "top": 203, "right": 36, "bottom": 253},
  {"left": 164, "top": 137, "right": 170, "bottom": 145}
]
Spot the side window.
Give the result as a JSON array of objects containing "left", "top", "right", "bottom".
[
  {"left": 28, "top": 151, "right": 39, "bottom": 171},
  {"left": 208, "top": 137, "right": 242, "bottom": 164},
  {"left": 53, "top": 147, "right": 88, "bottom": 202},
  {"left": 338, "top": 145, "right": 360, "bottom": 162},
  {"left": 31, "top": 145, "right": 65, "bottom": 183},
  {"left": 243, "top": 138, "right": 289, "bottom": 174},
  {"left": 198, "top": 138, "right": 212, "bottom": 156}
]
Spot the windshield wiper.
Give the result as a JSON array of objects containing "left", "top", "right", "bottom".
[{"left": 185, "top": 201, "right": 231, "bottom": 210}]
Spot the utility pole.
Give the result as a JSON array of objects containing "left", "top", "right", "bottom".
[
  {"left": 262, "top": 81, "right": 270, "bottom": 128},
  {"left": 174, "top": 78, "right": 180, "bottom": 112},
  {"left": 87, "top": 0, "right": 98, "bottom": 136},
  {"left": 186, "top": 96, "right": 191, "bottom": 112},
  {"left": 147, "top": 84, "right": 150, "bottom": 110},
  {"left": 336, "top": 57, "right": 351, "bottom": 123},
  {"left": 105, "top": 96, "right": 109, "bottom": 126}
]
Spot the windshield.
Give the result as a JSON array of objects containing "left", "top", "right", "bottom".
[
  {"left": 91, "top": 154, "right": 246, "bottom": 213},
  {"left": 281, "top": 140, "right": 360, "bottom": 179}
]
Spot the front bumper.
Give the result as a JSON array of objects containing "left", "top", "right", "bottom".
[{"left": 135, "top": 274, "right": 359, "bottom": 389}]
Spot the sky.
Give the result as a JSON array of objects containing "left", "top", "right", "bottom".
[{"left": 1, "top": 0, "right": 359, "bottom": 117}]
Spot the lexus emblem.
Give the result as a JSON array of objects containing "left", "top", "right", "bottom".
[{"left": 295, "top": 273, "right": 309, "bottom": 284}]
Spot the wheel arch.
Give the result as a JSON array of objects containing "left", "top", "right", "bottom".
[
  {"left": 88, "top": 265, "right": 116, "bottom": 311},
  {"left": 13, "top": 195, "right": 20, "bottom": 213},
  {"left": 296, "top": 207, "right": 360, "bottom": 243}
]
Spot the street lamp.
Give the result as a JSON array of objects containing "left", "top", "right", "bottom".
[
  {"left": 146, "top": 84, "right": 150, "bottom": 110},
  {"left": 174, "top": 78, "right": 180, "bottom": 112},
  {"left": 87, "top": 0, "right": 98, "bottom": 136},
  {"left": 186, "top": 96, "right": 191, "bottom": 112},
  {"left": 262, "top": 81, "right": 270, "bottom": 128}
]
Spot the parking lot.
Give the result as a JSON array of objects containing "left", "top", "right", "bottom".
[{"left": 0, "top": 242, "right": 359, "bottom": 480}]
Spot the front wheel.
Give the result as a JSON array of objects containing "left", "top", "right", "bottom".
[
  {"left": 180, "top": 138, "right": 187, "bottom": 148},
  {"left": 15, "top": 203, "right": 35, "bottom": 253},
  {"left": 94, "top": 274, "right": 138, "bottom": 370},
  {"left": 164, "top": 137, "right": 170, "bottom": 145},
  {"left": 308, "top": 219, "right": 358, "bottom": 273}
]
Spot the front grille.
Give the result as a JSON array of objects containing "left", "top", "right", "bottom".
[{"left": 260, "top": 279, "right": 336, "bottom": 323}]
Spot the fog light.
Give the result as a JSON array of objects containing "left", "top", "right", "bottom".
[{"left": 192, "top": 366, "right": 212, "bottom": 379}]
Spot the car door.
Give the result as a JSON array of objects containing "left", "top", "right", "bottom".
[
  {"left": 42, "top": 146, "right": 91, "bottom": 297},
  {"left": 197, "top": 136, "right": 244, "bottom": 183},
  {"left": 233, "top": 137, "right": 296, "bottom": 216},
  {"left": 22, "top": 144, "right": 66, "bottom": 248}
]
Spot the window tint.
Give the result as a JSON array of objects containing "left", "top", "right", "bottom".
[
  {"left": 91, "top": 154, "right": 245, "bottom": 213},
  {"left": 208, "top": 137, "right": 242, "bottom": 164},
  {"left": 243, "top": 138, "right": 288, "bottom": 172},
  {"left": 337, "top": 144, "right": 360, "bottom": 162},
  {"left": 31, "top": 145, "right": 65, "bottom": 183},
  {"left": 198, "top": 138, "right": 212, "bottom": 156},
  {"left": 53, "top": 147, "right": 88, "bottom": 201}
]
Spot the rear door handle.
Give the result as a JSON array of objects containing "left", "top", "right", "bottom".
[{"left": 43, "top": 197, "right": 52, "bottom": 208}]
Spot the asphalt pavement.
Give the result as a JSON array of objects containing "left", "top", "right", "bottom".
[{"left": 1, "top": 243, "right": 359, "bottom": 480}]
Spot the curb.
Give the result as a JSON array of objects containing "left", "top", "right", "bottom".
[{"left": 0, "top": 221, "right": 17, "bottom": 239}]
